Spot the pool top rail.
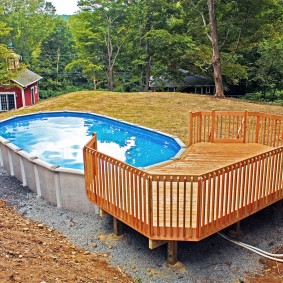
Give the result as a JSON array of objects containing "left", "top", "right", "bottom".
[{"left": 83, "top": 110, "right": 283, "bottom": 242}]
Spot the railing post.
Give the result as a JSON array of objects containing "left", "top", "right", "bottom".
[
  {"left": 188, "top": 112, "right": 193, "bottom": 146},
  {"left": 196, "top": 177, "right": 202, "bottom": 239},
  {"left": 211, "top": 109, "right": 215, "bottom": 142},
  {"left": 243, "top": 110, "right": 248, "bottom": 143},
  {"left": 92, "top": 132, "right": 98, "bottom": 150}
]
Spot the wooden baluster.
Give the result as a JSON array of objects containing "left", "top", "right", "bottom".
[
  {"left": 189, "top": 176, "right": 194, "bottom": 237},
  {"left": 188, "top": 112, "right": 193, "bottom": 146},
  {"left": 170, "top": 176, "right": 173, "bottom": 237},
  {"left": 156, "top": 177, "right": 160, "bottom": 236},
  {"left": 211, "top": 109, "right": 215, "bottom": 143},
  {"left": 176, "top": 177, "right": 180, "bottom": 238},
  {"left": 148, "top": 176, "right": 153, "bottom": 237},
  {"left": 183, "top": 177, "right": 187, "bottom": 238},
  {"left": 243, "top": 110, "right": 248, "bottom": 143}
]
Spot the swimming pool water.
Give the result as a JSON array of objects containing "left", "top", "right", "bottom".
[{"left": 0, "top": 112, "right": 181, "bottom": 170}]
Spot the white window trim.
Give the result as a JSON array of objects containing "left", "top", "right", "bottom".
[
  {"left": 31, "top": 86, "right": 35, "bottom": 104},
  {"left": 0, "top": 92, "right": 16, "bottom": 111}
]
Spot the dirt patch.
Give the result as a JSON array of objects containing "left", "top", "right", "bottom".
[
  {"left": 0, "top": 200, "right": 132, "bottom": 283},
  {"left": 0, "top": 196, "right": 282, "bottom": 282},
  {"left": 245, "top": 246, "right": 283, "bottom": 283}
]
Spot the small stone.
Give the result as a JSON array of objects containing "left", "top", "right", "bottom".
[
  {"left": 92, "top": 243, "right": 97, "bottom": 248},
  {"left": 224, "top": 260, "right": 232, "bottom": 266},
  {"left": 18, "top": 255, "right": 23, "bottom": 259},
  {"left": 108, "top": 245, "right": 113, "bottom": 249},
  {"left": 103, "top": 253, "right": 108, "bottom": 258},
  {"left": 84, "top": 251, "right": 90, "bottom": 255},
  {"left": 131, "top": 265, "right": 136, "bottom": 269},
  {"left": 14, "top": 276, "right": 21, "bottom": 281},
  {"left": 37, "top": 224, "right": 44, "bottom": 228},
  {"left": 23, "top": 227, "right": 29, "bottom": 231},
  {"left": 71, "top": 251, "right": 77, "bottom": 255}
]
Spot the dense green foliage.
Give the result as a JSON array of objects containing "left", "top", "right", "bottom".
[{"left": 0, "top": 0, "right": 282, "bottom": 102}]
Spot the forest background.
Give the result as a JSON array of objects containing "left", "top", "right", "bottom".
[{"left": 0, "top": 0, "right": 282, "bottom": 103}]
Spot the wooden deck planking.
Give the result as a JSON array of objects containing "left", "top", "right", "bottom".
[{"left": 148, "top": 143, "right": 275, "bottom": 175}]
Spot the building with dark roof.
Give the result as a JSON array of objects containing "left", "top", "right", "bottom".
[
  {"left": 149, "top": 71, "right": 215, "bottom": 94},
  {"left": 0, "top": 54, "right": 42, "bottom": 111}
]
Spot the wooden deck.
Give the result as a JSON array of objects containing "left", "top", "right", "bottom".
[
  {"left": 147, "top": 142, "right": 275, "bottom": 233},
  {"left": 83, "top": 110, "right": 283, "bottom": 263},
  {"left": 149, "top": 142, "right": 274, "bottom": 175}
]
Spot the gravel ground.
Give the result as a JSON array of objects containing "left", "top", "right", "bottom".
[{"left": 1, "top": 166, "right": 282, "bottom": 283}]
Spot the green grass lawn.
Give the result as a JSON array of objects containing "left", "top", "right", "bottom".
[{"left": 1, "top": 91, "right": 282, "bottom": 143}]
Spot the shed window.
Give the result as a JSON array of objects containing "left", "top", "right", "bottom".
[{"left": 0, "top": 94, "right": 15, "bottom": 111}]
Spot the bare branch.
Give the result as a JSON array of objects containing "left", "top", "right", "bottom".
[
  {"left": 220, "top": 28, "right": 230, "bottom": 49},
  {"left": 189, "top": 0, "right": 212, "bottom": 42}
]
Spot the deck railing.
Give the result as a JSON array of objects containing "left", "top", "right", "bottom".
[
  {"left": 189, "top": 110, "right": 283, "bottom": 146},
  {"left": 84, "top": 111, "right": 283, "bottom": 241}
]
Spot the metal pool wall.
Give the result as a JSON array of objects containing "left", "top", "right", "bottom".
[{"left": 0, "top": 136, "right": 99, "bottom": 213}]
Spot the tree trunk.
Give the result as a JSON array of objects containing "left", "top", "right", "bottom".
[
  {"left": 106, "top": 18, "right": 114, "bottom": 91},
  {"left": 93, "top": 77, "right": 97, "bottom": 90},
  {"left": 56, "top": 47, "right": 60, "bottom": 83},
  {"left": 207, "top": 0, "right": 225, "bottom": 98},
  {"left": 144, "top": 56, "right": 152, "bottom": 92},
  {"left": 143, "top": 39, "right": 151, "bottom": 92},
  {"left": 109, "top": 64, "right": 114, "bottom": 91}
]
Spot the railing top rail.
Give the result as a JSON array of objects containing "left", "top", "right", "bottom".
[
  {"left": 84, "top": 134, "right": 283, "bottom": 181},
  {"left": 85, "top": 112, "right": 283, "bottom": 183},
  {"left": 190, "top": 110, "right": 283, "bottom": 120},
  {"left": 84, "top": 135, "right": 150, "bottom": 178}
]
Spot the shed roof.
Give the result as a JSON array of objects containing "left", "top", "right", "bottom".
[{"left": 12, "top": 69, "right": 42, "bottom": 88}]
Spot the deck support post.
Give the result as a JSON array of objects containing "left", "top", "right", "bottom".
[
  {"left": 99, "top": 209, "right": 107, "bottom": 217},
  {"left": 113, "top": 217, "right": 123, "bottom": 236},
  {"left": 235, "top": 221, "right": 241, "bottom": 233},
  {"left": 167, "top": 241, "right": 178, "bottom": 265},
  {"left": 228, "top": 221, "right": 242, "bottom": 238}
]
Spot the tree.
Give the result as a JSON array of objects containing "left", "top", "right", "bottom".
[
  {"left": 0, "top": 18, "right": 19, "bottom": 86},
  {"left": 33, "top": 17, "right": 77, "bottom": 91},
  {"left": 182, "top": 0, "right": 283, "bottom": 98},
  {"left": 1, "top": 0, "right": 56, "bottom": 65},
  {"left": 72, "top": 0, "right": 130, "bottom": 91},
  {"left": 207, "top": 0, "right": 224, "bottom": 98}
]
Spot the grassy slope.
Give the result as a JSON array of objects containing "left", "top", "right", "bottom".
[{"left": 0, "top": 91, "right": 282, "bottom": 142}]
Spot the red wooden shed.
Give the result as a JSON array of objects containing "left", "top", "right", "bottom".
[{"left": 0, "top": 69, "right": 42, "bottom": 111}]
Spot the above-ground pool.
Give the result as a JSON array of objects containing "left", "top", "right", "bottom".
[
  {"left": 0, "top": 111, "right": 186, "bottom": 213},
  {"left": 0, "top": 111, "right": 184, "bottom": 170}
]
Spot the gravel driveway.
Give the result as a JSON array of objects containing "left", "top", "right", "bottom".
[{"left": 1, "top": 166, "right": 282, "bottom": 283}]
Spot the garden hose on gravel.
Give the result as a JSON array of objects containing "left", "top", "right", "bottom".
[{"left": 218, "top": 232, "right": 283, "bottom": 263}]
